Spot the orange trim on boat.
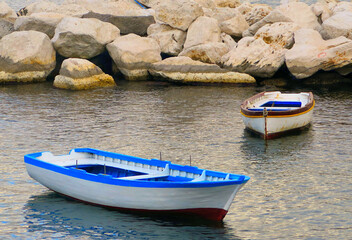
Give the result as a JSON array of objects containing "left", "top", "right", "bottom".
[{"left": 240, "top": 101, "right": 315, "bottom": 118}]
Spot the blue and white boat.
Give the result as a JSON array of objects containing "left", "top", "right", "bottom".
[{"left": 24, "top": 148, "right": 250, "bottom": 221}]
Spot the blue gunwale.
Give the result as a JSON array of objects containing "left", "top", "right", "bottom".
[{"left": 24, "top": 148, "right": 250, "bottom": 188}]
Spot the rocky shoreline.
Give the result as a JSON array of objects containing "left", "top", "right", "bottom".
[{"left": 0, "top": 0, "right": 351, "bottom": 89}]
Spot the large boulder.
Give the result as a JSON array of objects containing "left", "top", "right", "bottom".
[
  {"left": 321, "top": 11, "right": 352, "bottom": 40},
  {"left": 219, "top": 10, "right": 249, "bottom": 38},
  {"left": 179, "top": 42, "right": 230, "bottom": 65},
  {"left": 222, "top": 37, "right": 286, "bottom": 78},
  {"left": 0, "top": 19, "right": 14, "bottom": 39},
  {"left": 53, "top": 58, "right": 115, "bottom": 90},
  {"left": 19, "top": 1, "right": 89, "bottom": 17},
  {"left": 154, "top": 0, "right": 203, "bottom": 31},
  {"left": 52, "top": 17, "right": 120, "bottom": 59},
  {"left": 147, "top": 23, "right": 186, "bottom": 56},
  {"left": 203, "top": 7, "right": 238, "bottom": 24},
  {"left": 0, "top": 31, "right": 56, "bottom": 83},
  {"left": 149, "top": 56, "right": 255, "bottom": 84},
  {"left": 80, "top": 1, "right": 155, "bottom": 36},
  {"left": 244, "top": 4, "right": 272, "bottom": 26},
  {"left": 183, "top": 16, "right": 221, "bottom": 50},
  {"left": 15, "top": 13, "right": 65, "bottom": 38},
  {"left": 107, "top": 34, "right": 161, "bottom": 80},
  {"left": 243, "top": 2, "right": 321, "bottom": 37},
  {"left": 285, "top": 28, "right": 352, "bottom": 79},
  {"left": 0, "top": 2, "right": 17, "bottom": 22},
  {"left": 254, "top": 22, "right": 300, "bottom": 49}
]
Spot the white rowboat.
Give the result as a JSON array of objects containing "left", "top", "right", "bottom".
[
  {"left": 240, "top": 91, "right": 315, "bottom": 139},
  {"left": 24, "top": 148, "right": 250, "bottom": 221}
]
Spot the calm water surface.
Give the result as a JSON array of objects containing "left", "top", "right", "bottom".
[{"left": 0, "top": 80, "right": 351, "bottom": 239}]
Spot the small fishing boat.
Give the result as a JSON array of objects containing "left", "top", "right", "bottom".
[
  {"left": 240, "top": 91, "right": 315, "bottom": 139},
  {"left": 24, "top": 148, "right": 250, "bottom": 221}
]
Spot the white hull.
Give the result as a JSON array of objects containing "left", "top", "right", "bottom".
[
  {"left": 241, "top": 109, "right": 313, "bottom": 136},
  {"left": 25, "top": 164, "right": 243, "bottom": 212},
  {"left": 240, "top": 91, "right": 315, "bottom": 139}
]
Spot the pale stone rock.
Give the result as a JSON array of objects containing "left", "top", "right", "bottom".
[
  {"left": 0, "top": 1, "right": 17, "bottom": 22},
  {"left": 244, "top": 2, "right": 321, "bottom": 37},
  {"left": 106, "top": 34, "right": 161, "bottom": 80},
  {"left": 311, "top": 1, "right": 332, "bottom": 23},
  {"left": 154, "top": 0, "right": 203, "bottom": 31},
  {"left": 285, "top": 28, "right": 352, "bottom": 79},
  {"left": 222, "top": 37, "right": 286, "bottom": 78},
  {"left": 245, "top": 4, "right": 272, "bottom": 26},
  {"left": 53, "top": 58, "right": 115, "bottom": 90},
  {"left": 0, "top": 30, "right": 56, "bottom": 83},
  {"left": 236, "top": 2, "right": 253, "bottom": 15},
  {"left": 220, "top": 10, "right": 249, "bottom": 38},
  {"left": 184, "top": 16, "right": 221, "bottom": 50},
  {"left": 254, "top": 22, "right": 300, "bottom": 49},
  {"left": 213, "top": 0, "right": 241, "bottom": 8},
  {"left": 52, "top": 17, "right": 120, "bottom": 59},
  {"left": 332, "top": 1, "right": 352, "bottom": 15},
  {"left": 15, "top": 13, "right": 65, "bottom": 38},
  {"left": 78, "top": 0, "right": 155, "bottom": 35},
  {"left": 276, "top": 2, "right": 321, "bottom": 31},
  {"left": 322, "top": 11, "right": 352, "bottom": 40},
  {"left": 193, "top": 0, "right": 216, "bottom": 9},
  {"left": 203, "top": 7, "right": 238, "bottom": 23},
  {"left": 220, "top": 32, "right": 237, "bottom": 50},
  {"left": 243, "top": 9, "right": 292, "bottom": 37},
  {"left": 0, "top": 19, "right": 14, "bottom": 39},
  {"left": 19, "top": 1, "right": 89, "bottom": 17},
  {"left": 179, "top": 42, "right": 230, "bottom": 64},
  {"left": 147, "top": 23, "right": 186, "bottom": 56},
  {"left": 149, "top": 56, "right": 255, "bottom": 84}
]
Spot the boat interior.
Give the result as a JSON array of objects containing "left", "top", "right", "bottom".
[{"left": 247, "top": 92, "right": 310, "bottom": 112}]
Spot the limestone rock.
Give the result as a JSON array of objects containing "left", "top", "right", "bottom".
[
  {"left": 193, "top": 0, "right": 216, "bottom": 9},
  {"left": 322, "top": 11, "right": 352, "bottom": 40},
  {"left": 135, "top": 0, "right": 161, "bottom": 8},
  {"left": 213, "top": 0, "right": 241, "bottom": 8},
  {"left": 80, "top": 1, "right": 155, "bottom": 36},
  {"left": 276, "top": 2, "right": 321, "bottom": 31},
  {"left": 154, "top": 0, "right": 203, "bottom": 31},
  {"left": 0, "top": 19, "right": 14, "bottom": 39},
  {"left": 285, "top": 28, "right": 352, "bottom": 79},
  {"left": 15, "top": 13, "right": 65, "bottom": 38},
  {"left": 179, "top": 42, "right": 230, "bottom": 65},
  {"left": 0, "top": 1, "right": 17, "bottom": 22},
  {"left": 222, "top": 37, "right": 286, "bottom": 78},
  {"left": 20, "top": 1, "right": 89, "bottom": 17},
  {"left": 53, "top": 58, "right": 115, "bottom": 90},
  {"left": 184, "top": 16, "right": 221, "bottom": 50},
  {"left": 219, "top": 10, "right": 249, "bottom": 38},
  {"left": 244, "top": 4, "right": 272, "bottom": 26},
  {"left": 311, "top": 1, "right": 333, "bottom": 23},
  {"left": 243, "top": 2, "right": 321, "bottom": 37},
  {"left": 220, "top": 32, "right": 237, "bottom": 50},
  {"left": 254, "top": 22, "right": 300, "bottom": 49},
  {"left": 107, "top": 34, "right": 161, "bottom": 80},
  {"left": 0, "top": 31, "right": 56, "bottom": 83},
  {"left": 149, "top": 56, "right": 255, "bottom": 84},
  {"left": 203, "top": 7, "right": 238, "bottom": 24},
  {"left": 52, "top": 17, "right": 120, "bottom": 59},
  {"left": 147, "top": 23, "right": 186, "bottom": 56}
]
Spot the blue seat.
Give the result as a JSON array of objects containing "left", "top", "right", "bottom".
[{"left": 260, "top": 101, "right": 301, "bottom": 108}]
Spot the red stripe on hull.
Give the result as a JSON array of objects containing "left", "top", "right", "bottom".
[{"left": 50, "top": 190, "right": 228, "bottom": 222}]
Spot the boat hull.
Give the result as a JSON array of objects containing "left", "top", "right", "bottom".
[
  {"left": 240, "top": 92, "right": 314, "bottom": 139},
  {"left": 241, "top": 108, "right": 314, "bottom": 139},
  {"left": 25, "top": 163, "right": 244, "bottom": 221}
]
